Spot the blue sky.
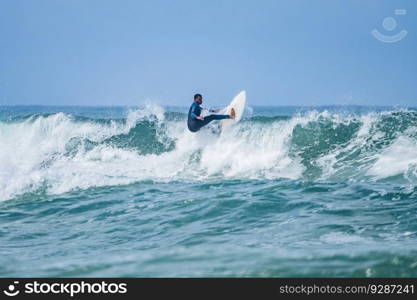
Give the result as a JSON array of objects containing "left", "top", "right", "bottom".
[{"left": 0, "top": 0, "right": 416, "bottom": 106}]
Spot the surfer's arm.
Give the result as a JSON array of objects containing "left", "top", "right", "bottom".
[
  {"left": 191, "top": 112, "right": 203, "bottom": 120},
  {"left": 190, "top": 103, "right": 205, "bottom": 120},
  {"left": 190, "top": 104, "right": 199, "bottom": 119},
  {"left": 190, "top": 106, "right": 204, "bottom": 120},
  {"left": 209, "top": 109, "right": 220, "bottom": 113}
]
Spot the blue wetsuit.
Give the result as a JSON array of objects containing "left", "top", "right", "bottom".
[{"left": 187, "top": 102, "right": 231, "bottom": 132}]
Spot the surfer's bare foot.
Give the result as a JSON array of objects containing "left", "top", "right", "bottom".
[{"left": 230, "top": 108, "right": 236, "bottom": 119}]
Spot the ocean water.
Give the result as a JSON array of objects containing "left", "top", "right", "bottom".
[{"left": 1, "top": 104, "right": 417, "bottom": 277}]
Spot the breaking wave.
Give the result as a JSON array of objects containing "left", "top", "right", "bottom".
[{"left": 1, "top": 104, "right": 417, "bottom": 201}]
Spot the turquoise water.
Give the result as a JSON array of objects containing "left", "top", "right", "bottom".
[{"left": 1, "top": 105, "right": 417, "bottom": 277}]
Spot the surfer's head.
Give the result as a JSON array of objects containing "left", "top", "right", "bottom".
[{"left": 194, "top": 93, "right": 203, "bottom": 104}]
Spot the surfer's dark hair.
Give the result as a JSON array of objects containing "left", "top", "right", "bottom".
[{"left": 194, "top": 93, "right": 202, "bottom": 100}]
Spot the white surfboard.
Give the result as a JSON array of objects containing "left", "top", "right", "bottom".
[{"left": 220, "top": 90, "right": 246, "bottom": 131}]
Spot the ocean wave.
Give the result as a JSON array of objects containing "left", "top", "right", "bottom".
[{"left": 1, "top": 105, "right": 417, "bottom": 201}]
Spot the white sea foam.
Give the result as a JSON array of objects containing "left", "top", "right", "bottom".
[
  {"left": 368, "top": 135, "right": 417, "bottom": 179},
  {"left": 0, "top": 108, "right": 147, "bottom": 201},
  {"left": 320, "top": 232, "right": 365, "bottom": 244},
  {"left": 316, "top": 112, "right": 380, "bottom": 179}
]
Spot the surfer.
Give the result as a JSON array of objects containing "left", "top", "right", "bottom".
[{"left": 187, "top": 93, "right": 235, "bottom": 132}]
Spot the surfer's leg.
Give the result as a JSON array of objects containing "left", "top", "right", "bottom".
[
  {"left": 206, "top": 114, "right": 231, "bottom": 121},
  {"left": 199, "top": 114, "right": 231, "bottom": 128},
  {"left": 189, "top": 115, "right": 231, "bottom": 132}
]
